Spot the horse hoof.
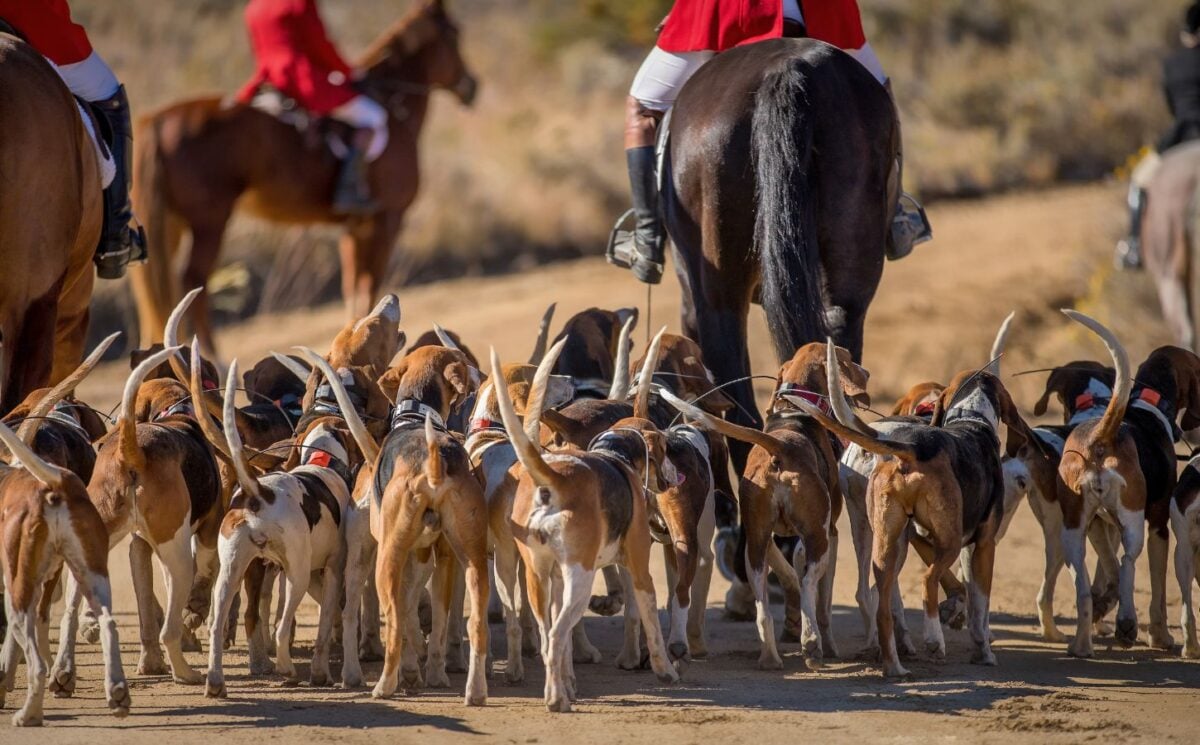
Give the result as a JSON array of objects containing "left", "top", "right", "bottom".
[
  {"left": 1115, "top": 618, "right": 1138, "bottom": 648},
  {"left": 205, "top": 678, "right": 227, "bottom": 699},
  {"left": 588, "top": 593, "right": 623, "bottom": 617}
]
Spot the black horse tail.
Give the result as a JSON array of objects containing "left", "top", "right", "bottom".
[{"left": 752, "top": 61, "right": 827, "bottom": 362}]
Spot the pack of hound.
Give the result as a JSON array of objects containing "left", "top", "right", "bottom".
[{"left": 3, "top": 292, "right": 1200, "bottom": 724}]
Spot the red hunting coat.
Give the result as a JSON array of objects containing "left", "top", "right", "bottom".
[
  {"left": 657, "top": 0, "right": 867, "bottom": 53},
  {"left": 0, "top": 0, "right": 93, "bottom": 65},
  {"left": 236, "top": 0, "right": 356, "bottom": 114}
]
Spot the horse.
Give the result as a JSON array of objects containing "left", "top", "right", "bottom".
[
  {"left": 129, "top": 0, "right": 476, "bottom": 356},
  {"left": 1142, "top": 142, "right": 1200, "bottom": 352},
  {"left": 0, "top": 34, "right": 102, "bottom": 415},
  {"left": 664, "top": 38, "right": 897, "bottom": 465}
]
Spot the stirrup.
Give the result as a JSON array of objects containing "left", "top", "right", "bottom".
[
  {"left": 606, "top": 208, "right": 636, "bottom": 268},
  {"left": 1115, "top": 238, "right": 1143, "bottom": 271},
  {"left": 888, "top": 193, "right": 932, "bottom": 261}
]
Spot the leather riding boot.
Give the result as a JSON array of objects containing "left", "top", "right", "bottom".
[
  {"left": 93, "top": 85, "right": 147, "bottom": 280},
  {"left": 333, "top": 142, "right": 379, "bottom": 216},
  {"left": 607, "top": 146, "right": 665, "bottom": 284},
  {"left": 1115, "top": 185, "right": 1146, "bottom": 271}
]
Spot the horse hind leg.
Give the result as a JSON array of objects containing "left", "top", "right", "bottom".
[{"left": 1156, "top": 273, "right": 1195, "bottom": 352}]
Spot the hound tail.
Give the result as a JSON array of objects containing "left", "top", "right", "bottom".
[
  {"left": 116, "top": 345, "right": 180, "bottom": 470},
  {"left": 528, "top": 303, "right": 557, "bottom": 365},
  {"left": 295, "top": 347, "right": 380, "bottom": 464},
  {"left": 222, "top": 360, "right": 262, "bottom": 499},
  {"left": 1062, "top": 310, "right": 1131, "bottom": 446},
  {"left": 15, "top": 331, "right": 120, "bottom": 443},
  {"left": 632, "top": 327, "right": 667, "bottom": 419},
  {"left": 658, "top": 388, "right": 784, "bottom": 458},
  {"left": 490, "top": 338, "right": 568, "bottom": 489}
]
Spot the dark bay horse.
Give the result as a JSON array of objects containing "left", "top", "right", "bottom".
[
  {"left": 1142, "top": 142, "right": 1200, "bottom": 351},
  {"left": 665, "top": 38, "right": 897, "bottom": 463},
  {"left": 0, "top": 34, "right": 102, "bottom": 414},
  {"left": 130, "top": 0, "right": 476, "bottom": 356}
]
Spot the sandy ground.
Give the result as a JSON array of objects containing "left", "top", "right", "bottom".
[{"left": 8, "top": 183, "right": 1198, "bottom": 742}]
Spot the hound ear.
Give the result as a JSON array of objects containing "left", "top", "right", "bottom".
[
  {"left": 834, "top": 349, "right": 871, "bottom": 407},
  {"left": 444, "top": 360, "right": 471, "bottom": 397},
  {"left": 1034, "top": 369, "right": 1066, "bottom": 417},
  {"left": 996, "top": 384, "right": 1033, "bottom": 456},
  {"left": 1180, "top": 356, "right": 1200, "bottom": 431},
  {"left": 377, "top": 361, "right": 406, "bottom": 402},
  {"left": 614, "top": 307, "right": 639, "bottom": 333}
]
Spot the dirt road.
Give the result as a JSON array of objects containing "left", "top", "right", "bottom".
[{"left": 14, "top": 184, "right": 1195, "bottom": 742}]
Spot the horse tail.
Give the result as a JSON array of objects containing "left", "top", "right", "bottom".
[
  {"left": 752, "top": 61, "right": 827, "bottom": 361},
  {"left": 130, "top": 112, "right": 175, "bottom": 346}
]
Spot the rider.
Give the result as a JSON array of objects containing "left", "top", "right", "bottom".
[
  {"left": 1117, "top": 2, "right": 1200, "bottom": 270},
  {"left": 610, "top": 0, "right": 932, "bottom": 284},
  {"left": 0, "top": 0, "right": 146, "bottom": 279},
  {"left": 237, "top": 0, "right": 389, "bottom": 215}
]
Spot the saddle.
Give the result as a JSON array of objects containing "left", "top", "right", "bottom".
[{"left": 246, "top": 84, "right": 353, "bottom": 159}]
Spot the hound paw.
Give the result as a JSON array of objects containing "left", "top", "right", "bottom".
[
  {"left": 172, "top": 666, "right": 205, "bottom": 685},
  {"left": 1149, "top": 626, "right": 1175, "bottom": 651},
  {"left": 757, "top": 651, "right": 784, "bottom": 670},
  {"left": 248, "top": 655, "right": 275, "bottom": 676},
  {"left": 882, "top": 663, "right": 911, "bottom": 679},
  {"left": 12, "top": 709, "right": 43, "bottom": 727},
  {"left": 372, "top": 678, "right": 397, "bottom": 699},
  {"left": 401, "top": 666, "right": 424, "bottom": 693},
  {"left": 588, "top": 592, "right": 624, "bottom": 617},
  {"left": 971, "top": 649, "right": 998, "bottom": 666},
  {"left": 573, "top": 642, "right": 602, "bottom": 665},
  {"left": 355, "top": 638, "right": 384, "bottom": 662},
  {"left": 424, "top": 666, "right": 450, "bottom": 689},
  {"left": 339, "top": 670, "right": 365, "bottom": 689},
  {"left": 504, "top": 662, "right": 525, "bottom": 684},
  {"left": 1040, "top": 625, "right": 1067, "bottom": 643},
  {"left": 1067, "top": 639, "right": 1094, "bottom": 658},
  {"left": 180, "top": 628, "right": 202, "bottom": 653},
  {"left": 615, "top": 647, "right": 643, "bottom": 671},
  {"left": 309, "top": 670, "right": 332, "bottom": 687},
  {"left": 667, "top": 642, "right": 689, "bottom": 662},
  {"left": 50, "top": 666, "right": 76, "bottom": 698},
  {"left": 205, "top": 676, "right": 227, "bottom": 699},
  {"left": 1182, "top": 642, "right": 1200, "bottom": 659},
  {"left": 939, "top": 595, "right": 967, "bottom": 630},
  {"left": 136, "top": 654, "right": 168, "bottom": 676},
  {"left": 546, "top": 694, "right": 572, "bottom": 713},
  {"left": 856, "top": 643, "right": 882, "bottom": 662},
  {"left": 107, "top": 681, "right": 131, "bottom": 716}
]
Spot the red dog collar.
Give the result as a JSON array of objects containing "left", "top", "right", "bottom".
[
  {"left": 775, "top": 384, "right": 831, "bottom": 415},
  {"left": 305, "top": 450, "right": 333, "bottom": 469}
]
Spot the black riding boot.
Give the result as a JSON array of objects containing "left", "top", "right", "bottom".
[
  {"left": 1115, "top": 186, "right": 1146, "bottom": 270},
  {"left": 607, "top": 146, "right": 665, "bottom": 284},
  {"left": 93, "top": 85, "right": 146, "bottom": 280},
  {"left": 333, "top": 142, "right": 378, "bottom": 216}
]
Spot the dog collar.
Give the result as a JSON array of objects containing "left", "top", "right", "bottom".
[
  {"left": 302, "top": 448, "right": 356, "bottom": 488},
  {"left": 572, "top": 378, "right": 612, "bottom": 400},
  {"left": 1131, "top": 387, "right": 1178, "bottom": 442},
  {"left": 274, "top": 393, "right": 304, "bottom": 428},
  {"left": 467, "top": 416, "right": 505, "bottom": 436},
  {"left": 155, "top": 398, "right": 195, "bottom": 421},
  {"left": 773, "top": 384, "right": 831, "bottom": 415},
  {"left": 49, "top": 402, "right": 93, "bottom": 439},
  {"left": 1032, "top": 427, "right": 1067, "bottom": 456},
  {"left": 942, "top": 407, "right": 996, "bottom": 429},
  {"left": 1068, "top": 378, "right": 1113, "bottom": 425},
  {"left": 391, "top": 399, "right": 446, "bottom": 431},
  {"left": 914, "top": 401, "right": 937, "bottom": 417}
]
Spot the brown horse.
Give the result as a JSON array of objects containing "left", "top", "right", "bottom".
[
  {"left": 1142, "top": 142, "right": 1200, "bottom": 351},
  {"left": 0, "top": 34, "right": 101, "bottom": 415},
  {"left": 664, "top": 38, "right": 897, "bottom": 468},
  {"left": 130, "top": 0, "right": 476, "bottom": 356}
]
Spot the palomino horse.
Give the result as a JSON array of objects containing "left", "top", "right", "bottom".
[
  {"left": 130, "top": 0, "right": 476, "bottom": 355},
  {"left": 0, "top": 35, "right": 101, "bottom": 415},
  {"left": 664, "top": 39, "right": 897, "bottom": 464},
  {"left": 1142, "top": 142, "right": 1200, "bottom": 351}
]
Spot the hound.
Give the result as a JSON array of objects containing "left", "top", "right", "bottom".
[
  {"left": 204, "top": 345, "right": 357, "bottom": 697},
  {"left": 662, "top": 341, "right": 867, "bottom": 668},
  {"left": 798, "top": 341, "right": 1036, "bottom": 676},
  {"left": 1054, "top": 314, "right": 1199, "bottom": 655},
  {"left": 79, "top": 344, "right": 221, "bottom": 683},
  {"left": 492, "top": 339, "right": 679, "bottom": 712},
  {"left": 367, "top": 344, "right": 489, "bottom": 705},
  {"left": 0, "top": 337, "right": 129, "bottom": 726},
  {"left": 1003, "top": 360, "right": 1120, "bottom": 641}
]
